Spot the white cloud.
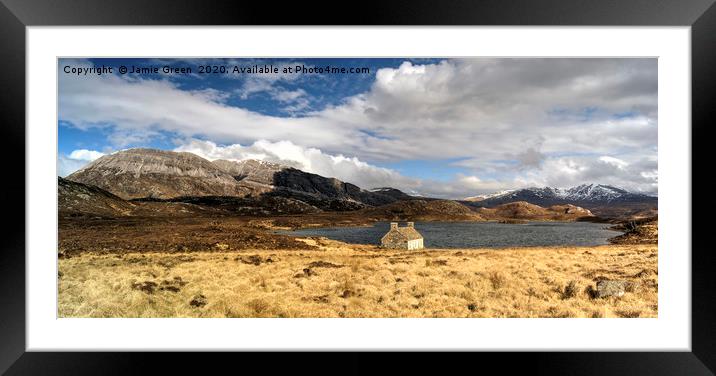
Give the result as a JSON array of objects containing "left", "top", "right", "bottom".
[
  {"left": 68, "top": 149, "right": 105, "bottom": 161},
  {"left": 174, "top": 139, "right": 421, "bottom": 192},
  {"left": 272, "top": 88, "right": 306, "bottom": 102},
  {"left": 233, "top": 61, "right": 317, "bottom": 114},
  {"left": 598, "top": 156, "right": 629, "bottom": 170},
  {"left": 59, "top": 63, "right": 346, "bottom": 149},
  {"left": 57, "top": 155, "right": 87, "bottom": 177},
  {"left": 174, "top": 139, "right": 652, "bottom": 199},
  {"left": 57, "top": 149, "right": 105, "bottom": 177}
]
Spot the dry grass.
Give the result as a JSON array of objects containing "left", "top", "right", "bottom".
[{"left": 58, "top": 239, "right": 657, "bottom": 318}]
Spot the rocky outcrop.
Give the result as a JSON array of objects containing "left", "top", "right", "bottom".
[
  {"left": 594, "top": 280, "right": 637, "bottom": 298},
  {"left": 550, "top": 204, "right": 593, "bottom": 216},
  {"left": 212, "top": 159, "right": 284, "bottom": 187}
]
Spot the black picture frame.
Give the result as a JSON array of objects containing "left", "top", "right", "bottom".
[{"left": 1, "top": 0, "right": 714, "bottom": 374}]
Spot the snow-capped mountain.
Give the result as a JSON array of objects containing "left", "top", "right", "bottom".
[
  {"left": 464, "top": 190, "right": 516, "bottom": 202},
  {"left": 464, "top": 184, "right": 657, "bottom": 209},
  {"left": 557, "top": 184, "right": 633, "bottom": 202}
]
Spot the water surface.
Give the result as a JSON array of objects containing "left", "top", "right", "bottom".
[{"left": 279, "top": 221, "right": 621, "bottom": 248}]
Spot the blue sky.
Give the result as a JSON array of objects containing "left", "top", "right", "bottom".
[
  {"left": 58, "top": 58, "right": 427, "bottom": 153},
  {"left": 58, "top": 58, "right": 658, "bottom": 198}
]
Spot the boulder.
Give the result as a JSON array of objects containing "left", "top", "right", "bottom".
[{"left": 595, "top": 280, "right": 636, "bottom": 298}]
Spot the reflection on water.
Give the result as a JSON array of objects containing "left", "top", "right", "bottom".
[{"left": 279, "top": 221, "right": 621, "bottom": 248}]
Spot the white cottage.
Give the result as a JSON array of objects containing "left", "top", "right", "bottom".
[{"left": 380, "top": 222, "right": 424, "bottom": 250}]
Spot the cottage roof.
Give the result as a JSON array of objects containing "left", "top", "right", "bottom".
[
  {"left": 382, "top": 225, "right": 423, "bottom": 242},
  {"left": 396, "top": 227, "right": 423, "bottom": 240}
]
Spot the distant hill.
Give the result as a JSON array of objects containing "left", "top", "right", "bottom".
[
  {"left": 476, "top": 201, "right": 594, "bottom": 222},
  {"left": 361, "top": 200, "right": 486, "bottom": 221},
  {"left": 359, "top": 199, "right": 594, "bottom": 222}
]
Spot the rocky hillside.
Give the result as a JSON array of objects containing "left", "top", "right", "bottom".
[
  {"left": 67, "top": 149, "right": 252, "bottom": 200},
  {"left": 145, "top": 195, "right": 322, "bottom": 216},
  {"left": 59, "top": 177, "right": 227, "bottom": 218},
  {"left": 361, "top": 200, "right": 485, "bottom": 221},
  {"left": 59, "top": 177, "right": 137, "bottom": 218},
  {"left": 214, "top": 159, "right": 407, "bottom": 207},
  {"left": 476, "top": 201, "right": 594, "bottom": 222},
  {"left": 211, "top": 159, "right": 282, "bottom": 193}
]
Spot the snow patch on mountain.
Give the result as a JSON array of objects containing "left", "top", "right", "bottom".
[{"left": 464, "top": 190, "right": 516, "bottom": 201}]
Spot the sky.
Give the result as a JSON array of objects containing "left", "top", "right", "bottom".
[{"left": 58, "top": 58, "right": 658, "bottom": 199}]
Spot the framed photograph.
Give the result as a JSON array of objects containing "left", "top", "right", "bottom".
[{"left": 2, "top": 0, "right": 714, "bottom": 373}]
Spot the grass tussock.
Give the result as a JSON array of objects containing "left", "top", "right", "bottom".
[
  {"left": 562, "top": 280, "right": 579, "bottom": 299},
  {"left": 58, "top": 241, "right": 657, "bottom": 318}
]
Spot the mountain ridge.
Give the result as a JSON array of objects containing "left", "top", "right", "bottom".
[
  {"left": 465, "top": 184, "right": 655, "bottom": 204},
  {"left": 66, "top": 148, "right": 412, "bottom": 209},
  {"left": 466, "top": 184, "right": 655, "bottom": 202},
  {"left": 463, "top": 184, "right": 656, "bottom": 219},
  {"left": 64, "top": 148, "right": 655, "bottom": 220}
]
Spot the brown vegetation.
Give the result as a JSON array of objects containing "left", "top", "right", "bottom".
[
  {"left": 58, "top": 240, "right": 657, "bottom": 318},
  {"left": 58, "top": 217, "right": 314, "bottom": 257}
]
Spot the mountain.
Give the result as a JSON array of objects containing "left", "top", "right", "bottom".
[
  {"left": 466, "top": 184, "right": 654, "bottom": 205},
  {"left": 67, "top": 148, "right": 253, "bottom": 200},
  {"left": 464, "top": 184, "right": 656, "bottom": 218},
  {"left": 66, "top": 148, "right": 412, "bottom": 210}
]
